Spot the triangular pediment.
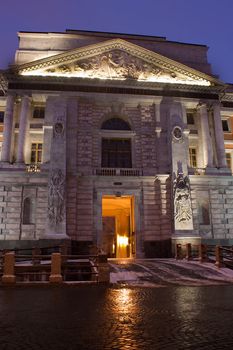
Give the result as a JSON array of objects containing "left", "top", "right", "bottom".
[{"left": 15, "top": 39, "right": 222, "bottom": 87}]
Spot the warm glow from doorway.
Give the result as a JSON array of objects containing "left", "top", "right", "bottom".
[{"left": 117, "top": 235, "right": 129, "bottom": 247}]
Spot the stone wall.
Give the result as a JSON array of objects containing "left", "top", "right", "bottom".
[
  {"left": 191, "top": 176, "right": 233, "bottom": 243},
  {"left": 0, "top": 172, "right": 48, "bottom": 242}
]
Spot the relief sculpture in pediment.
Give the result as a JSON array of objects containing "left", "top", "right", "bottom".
[
  {"left": 45, "top": 50, "right": 196, "bottom": 84},
  {"left": 46, "top": 50, "right": 161, "bottom": 80}
]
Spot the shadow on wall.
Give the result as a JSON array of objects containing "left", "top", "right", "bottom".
[{"left": 143, "top": 176, "right": 173, "bottom": 258}]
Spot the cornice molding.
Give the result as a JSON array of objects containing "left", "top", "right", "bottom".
[{"left": 6, "top": 73, "right": 225, "bottom": 96}]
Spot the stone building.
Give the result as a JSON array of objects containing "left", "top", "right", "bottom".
[{"left": 0, "top": 29, "right": 233, "bottom": 257}]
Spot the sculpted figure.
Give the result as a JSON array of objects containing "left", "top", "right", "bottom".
[
  {"left": 48, "top": 169, "right": 65, "bottom": 225},
  {"left": 174, "top": 173, "right": 192, "bottom": 223},
  {"left": 99, "top": 53, "right": 119, "bottom": 78}
]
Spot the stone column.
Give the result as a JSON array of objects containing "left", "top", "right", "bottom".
[
  {"left": 16, "top": 96, "right": 30, "bottom": 163},
  {"left": 1, "top": 94, "right": 15, "bottom": 162},
  {"left": 213, "top": 103, "right": 227, "bottom": 168},
  {"left": 198, "top": 104, "right": 213, "bottom": 168}
]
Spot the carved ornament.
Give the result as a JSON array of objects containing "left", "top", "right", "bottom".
[
  {"left": 174, "top": 173, "right": 192, "bottom": 223},
  {"left": 172, "top": 126, "right": 184, "bottom": 143},
  {"left": 48, "top": 169, "right": 65, "bottom": 225}
]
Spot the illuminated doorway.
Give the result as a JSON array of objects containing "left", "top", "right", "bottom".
[{"left": 102, "top": 196, "right": 135, "bottom": 258}]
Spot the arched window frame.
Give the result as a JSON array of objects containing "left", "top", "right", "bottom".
[{"left": 101, "top": 118, "right": 131, "bottom": 131}]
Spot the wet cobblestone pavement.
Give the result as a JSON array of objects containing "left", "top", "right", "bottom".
[{"left": 1, "top": 284, "right": 233, "bottom": 349}]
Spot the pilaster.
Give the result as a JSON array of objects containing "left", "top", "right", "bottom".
[
  {"left": 45, "top": 97, "right": 68, "bottom": 238},
  {"left": 1, "top": 94, "right": 15, "bottom": 162},
  {"left": 168, "top": 101, "right": 195, "bottom": 234}
]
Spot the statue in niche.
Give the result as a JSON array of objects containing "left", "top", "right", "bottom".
[
  {"left": 174, "top": 172, "right": 192, "bottom": 223},
  {"left": 48, "top": 169, "right": 65, "bottom": 225}
]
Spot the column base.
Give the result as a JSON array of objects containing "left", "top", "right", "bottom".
[{"left": 0, "top": 161, "right": 14, "bottom": 169}]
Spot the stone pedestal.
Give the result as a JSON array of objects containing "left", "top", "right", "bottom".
[
  {"left": 2, "top": 252, "right": 16, "bottom": 284},
  {"left": 49, "top": 253, "right": 62, "bottom": 283}
]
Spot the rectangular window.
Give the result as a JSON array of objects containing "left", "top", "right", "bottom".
[
  {"left": 102, "top": 138, "right": 132, "bottom": 168},
  {"left": 222, "top": 119, "right": 230, "bottom": 132},
  {"left": 33, "top": 106, "right": 45, "bottom": 119},
  {"left": 31, "top": 143, "right": 43, "bottom": 163},
  {"left": 189, "top": 147, "right": 197, "bottom": 168},
  {"left": 226, "top": 153, "right": 232, "bottom": 169},
  {"left": 0, "top": 111, "right": 4, "bottom": 123},
  {"left": 187, "top": 112, "right": 195, "bottom": 125}
]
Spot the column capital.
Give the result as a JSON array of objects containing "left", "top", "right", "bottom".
[
  {"left": 196, "top": 101, "right": 209, "bottom": 110},
  {"left": 16, "top": 95, "right": 32, "bottom": 104},
  {"left": 6, "top": 92, "right": 16, "bottom": 98},
  {"left": 210, "top": 101, "right": 222, "bottom": 112},
  {"left": 152, "top": 97, "right": 163, "bottom": 105}
]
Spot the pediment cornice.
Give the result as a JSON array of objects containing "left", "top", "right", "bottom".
[{"left": 13, "top": 39, "right": 223, "bottom": 87}]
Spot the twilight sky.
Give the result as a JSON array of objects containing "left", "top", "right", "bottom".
[{"left": 0, "top": 0, "right": 233, "bottom": 82}]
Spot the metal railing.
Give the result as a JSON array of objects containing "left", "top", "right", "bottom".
[
  {"left": 94, "top": 168, "right": 142, "bottom": 176},
  {"left": 26, "top": 164, "right": 41, "bottom": 173}
]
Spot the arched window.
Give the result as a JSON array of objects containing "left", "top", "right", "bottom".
[
  {"left": 23, "top": 197, "right": 35, "bottom": 224},
  {"left": 101, "top": 118, "right": 132, "bottom": 168},
  {"left": 101, "top": 118, "right": 131, "bottom": 131}
]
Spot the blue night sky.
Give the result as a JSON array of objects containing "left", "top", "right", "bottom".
[{"left": 0, "top": 0, "right": 233, "bottom": 83}]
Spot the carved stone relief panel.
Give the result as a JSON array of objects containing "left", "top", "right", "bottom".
[
  {"left": 48, "top": 169, "right": 65, "bottom": 226},
  {"left": 174, "top": 172, "right": 193, "bottom": 230}
]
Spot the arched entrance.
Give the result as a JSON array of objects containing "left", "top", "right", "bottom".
[{"left": 102, "top": 195, "right": 135, "bottom": 258}]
